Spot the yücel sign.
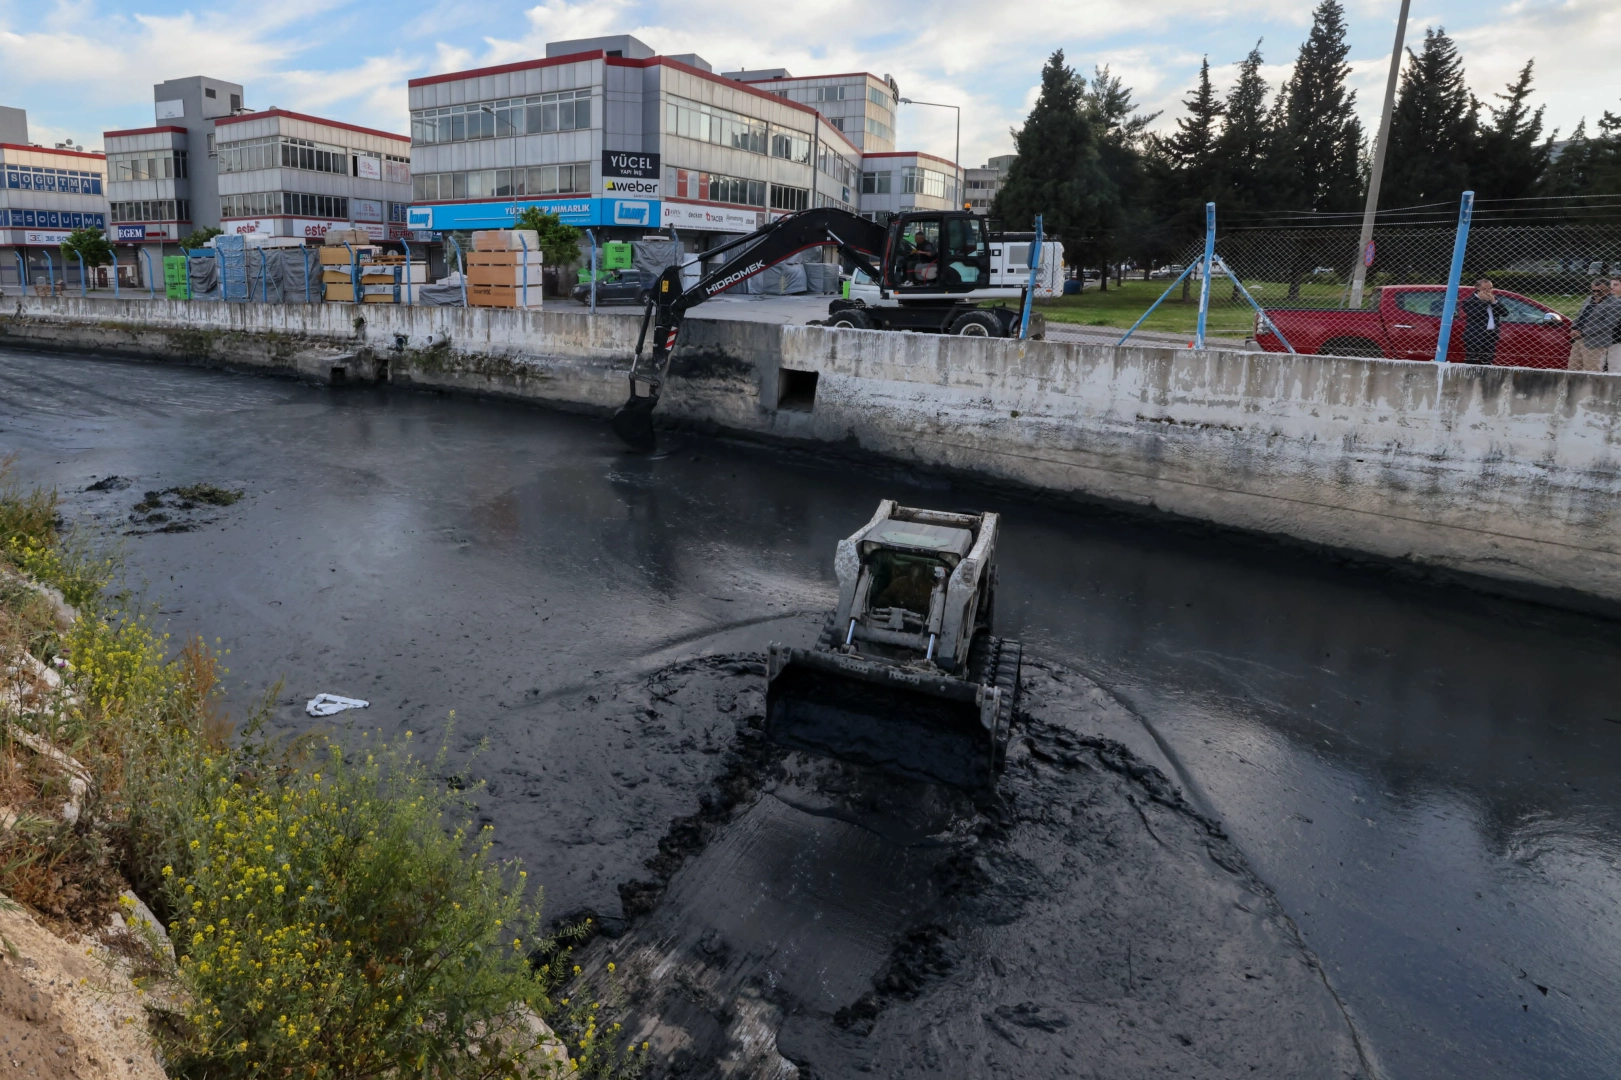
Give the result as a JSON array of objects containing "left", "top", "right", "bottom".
[{"left": 603, "top": 150, "right": 660, "bottom": 198}]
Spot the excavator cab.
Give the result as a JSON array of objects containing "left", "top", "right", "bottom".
[{"left": 885, "top": 213, "right": 991, "bottom": 296}]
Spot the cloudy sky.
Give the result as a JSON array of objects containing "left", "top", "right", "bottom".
[{"left": 1, "top": 0, "right": 1615, "bottom": 168}]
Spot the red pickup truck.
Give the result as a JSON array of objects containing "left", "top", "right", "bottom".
[{"left": 1255, "top": 284, "right": 1572, "bottom": 368}]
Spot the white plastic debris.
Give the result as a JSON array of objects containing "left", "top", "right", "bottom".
[{"left": 305, "top": 693, "right": 370, "bottom": 717}]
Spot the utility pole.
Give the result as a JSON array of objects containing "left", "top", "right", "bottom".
[{"left": 1348, "top": 0, "right": 1411, "bottom": 309}]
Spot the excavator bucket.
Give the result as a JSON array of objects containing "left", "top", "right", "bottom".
[
  {"left": 611, "top": 392, "right": 658, "bottom": 452},
  {"left": 764, "top": 644, "right": 1006, "bottom": 789}
]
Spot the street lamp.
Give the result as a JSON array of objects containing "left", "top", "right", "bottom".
[{"left": 897, "top": 97, "right": 961, "bottom": 207}]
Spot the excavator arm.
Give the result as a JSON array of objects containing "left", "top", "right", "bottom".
[{"left": 610, "top": 207, "right": 888, "bottom": 451}]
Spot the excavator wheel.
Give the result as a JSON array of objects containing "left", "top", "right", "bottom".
[
  {"left": 611, "top": 392, "right": 659, "bottom": 452},
  {"left": 828, "top": 308, "right": 875, "bottom": 331}
]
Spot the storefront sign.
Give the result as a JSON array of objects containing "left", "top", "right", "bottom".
[
  {"left": 22, "top": 230, "right": 72, "bottom": 245},
  {"left": 221, "top": 218, "right": 387, "bottom": 241},
  {"left": 602, "top": 151, "right": 660, "bottom": 198},
  {"left": 412, "top": 198, "right": 660, "bottom": 231},
  {"left": 156, "top": 99, "right": 184, "bottom": 119},
  {"left": 352, "top": 199, "right": 384, "bottom": 222},
  {"left": 661, "top": 201, "right": 766, "bottom": 233},
  {"left": 355, "top": 156, "right": 383, "bottom": 181},
  {"left": 116, "top": 224, "right": 148, "bottom": 241}
]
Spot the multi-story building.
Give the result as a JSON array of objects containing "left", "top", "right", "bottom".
[
  {"left": 858, "top": 152, "right": 962, "bottom": 219},
  {"left": 964, "top": 154, "right": 1015, "bottom": 215},
  {"left": 721, "top": 69, "right": 900, "bottom": 154},
  {"left": 213, "top": 109, "right": 411, "bottom": 242},
  {"left": 405, "top": 34, "right": 865, "bottom": 252},
  {"left": 0, "top": 108, "right": 109, "bottom": 293},
  {"left": 102, "top": 124, "right": 192, "bottom": 247}
]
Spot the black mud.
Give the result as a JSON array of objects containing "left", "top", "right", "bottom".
[{"left": 567, "top": 658, "right": 1368, "bottom": 1079}]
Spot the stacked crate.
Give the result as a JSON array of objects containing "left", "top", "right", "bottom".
[
  {"left": 357, "top": 254, "right": 426, "bottom": 305},
  {"left": 467, "top": 230, "right": 544, "bottom": 309},
  {"left": 318, "top": 244, "right": 377, "bottom": 303}
]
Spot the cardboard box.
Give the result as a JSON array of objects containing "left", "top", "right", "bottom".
[
  {"left": 318, "top": 246, "right": 375, "bottom": 266},
  {"left": 466, "top": 249, "right": 545, "bottom": 267},
  {"left": 321, "top": 269, "right": 354, "bottom": 284},
  {"left": 324, "top": 228, "right": 372, "bottom": 247},
  {"left": 468, "top": 263, "right": 545, "bottom": 288},
  {"left": 468, "top": 283, "right": 544, "bottom": 309},
  {"left": 472, "top": 229, "right": 540, "bottom": 252},
  {"left": 324, "top": 284, "right": 357, "bottom": 302}
]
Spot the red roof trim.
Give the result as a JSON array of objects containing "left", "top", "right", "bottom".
[
  {"left": 863, "top": 150, "right": 960, "bottom": 168},
  {"left": 733, "top": 71, "right": 886, "bottom": 85},
  {"left": 0, "top": 143, "right": 107, "bottom": 161},
  {"left": 408, "top": 50, "right": 604, "bottom": 89},
  {"left": 213, "top": 109, "right": 409, "bottom": 144},
  {"left": 103, "top": 125, "right": 188, "bottom": 139},
  {"left": 606, "top": 55, "right": 827, "bottom": 122}
]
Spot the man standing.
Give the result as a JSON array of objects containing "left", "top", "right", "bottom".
[
  {"left": 1608, "top": 277, "right": 1621, "bottom": 373},
  {"left": 1568, "top": 278, "right": 1615, "bottom": 372},
  {"left": 1460, "top": 278, "right": 1509, "bottom": 365}
]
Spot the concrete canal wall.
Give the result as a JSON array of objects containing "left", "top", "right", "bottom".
[{"left": 5, "top": 295, "right": 1621, "bottom": 610}]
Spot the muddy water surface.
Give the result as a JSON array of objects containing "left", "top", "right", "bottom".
[{"left": 3, "top": 345, "right": 1620, "bottom": 1078}]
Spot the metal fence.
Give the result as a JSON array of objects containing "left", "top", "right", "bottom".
[{"left": 1125, "top": 196, "right": 1621, "bottom": 371}]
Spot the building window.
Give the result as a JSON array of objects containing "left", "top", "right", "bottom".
[
  {"left": 109, "top": 150, "right": 188, "bottom": 181},
  {"left": 770, "top": 131, "right": 811, "bottom": 164},
  {"left": 280, "top": 138, "right": 349, "bottom": 175},
  {"left": 770, "top": 185, "right": 809, "bottom": 212},
  {"left": 282, "top": 192, "right": 350, "bottom": 218},
  {"left": 205, "top": 88, "right": 216, "bottom": 99},
  {"left": 110, "top": 199, "right": 190, "bottom": 222},
  {"left": 860, "top": 171, "right": 892, "bottom": 195},
  {"left": 410, "top": 163, "right": 589, "bottom": 201},
  {"left": 868, "top": 86, "right": 892, "bottom": 109},
  {"left": 903, "top": 166, "right": 946, "bottom": 198},
  {"left": 814, "top": 86, "right": 847, "bottom": 102},
  {"left": 230, "top": 94, "right": 242, "bottom": 111},
  {"left": 664, "top": 95, "right": 769, "bottom": 155},
  {"left": 410, "top": 90, "right": 593, "bottom": 145},
  {"left": 670, "top": 168, "right": 765, "bottom": 207},
  {"left": 828, "top": 117, "right": 845, "bottom": 132},
  {"left": 865, "top": 117, "right": 894, "bottom": 143}
]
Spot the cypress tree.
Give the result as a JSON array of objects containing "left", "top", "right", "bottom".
[
  {"left": 1082, "top": 65, "right": 1154, "bottom": 289},
  {"left": 1274, "top": 0, "right": 1365, "bottom": 213},
  {"left": 992, "top": 50, "right": 1105, "bottom": 261},
  {"left": 1382, "top": 27, "right": 1477, "bottom": 208},
  {"left": 1156, "top": 58, "right": 1225, "bottom": 220},
  {"left": 1213, "top": 42, "right": 1272, "bottom": 216},
  {"left": 1472, "top": 60, "right": 1551, "bottom": 200}
]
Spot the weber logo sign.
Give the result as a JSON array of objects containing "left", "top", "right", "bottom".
[{"left": 603, "top": 150, "right": 660, "bottom": 197}]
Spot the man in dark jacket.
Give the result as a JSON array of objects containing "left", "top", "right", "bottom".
[{"left": 1459, "top": 278, "right": 1509, "bottom": 365}]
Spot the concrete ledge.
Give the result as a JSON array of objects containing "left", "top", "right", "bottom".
[{"left": 5, "top": 296, "right": 1621, "bottom": 609}]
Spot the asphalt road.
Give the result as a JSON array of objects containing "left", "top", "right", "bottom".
[{"left": 2, "top": 344, "right": 1617, "bottom": 1078}]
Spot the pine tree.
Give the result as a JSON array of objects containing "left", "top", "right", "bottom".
[
  {"left": 1471, "top": 60, "right": 1551, "bottom": 199},
  {"left": 1540, "top": 119, "right": 1593, "bottom": 198},
  {"left": 992, "top": 50, "right": 1105, "bottom": 261},
  {"left": 1142, "top": 57, "right": 1224, "bottom": 273},
  {"left": 1382, "top": 27, "right": 1477, "bottom": 208},
  {"left": 1273, "top": 0, "right": 1365, "bottom": 214},
  {"left": 1082, "top": 66, "right": 1155, "bottom": 290},
  {"left": 1213, "top": 42, "right": 1272, "bottom": 216}
]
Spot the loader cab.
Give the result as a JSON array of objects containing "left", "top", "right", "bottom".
[{"left": 885, "top": 212, "right": 991, "bottom": 296}]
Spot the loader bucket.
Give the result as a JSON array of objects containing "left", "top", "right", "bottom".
[
  {"left": 765, "top": 644, "right": 1002, "bottom": 789},
  {"left": 611, "top": 390, "right": 658, "bottom": 452}
]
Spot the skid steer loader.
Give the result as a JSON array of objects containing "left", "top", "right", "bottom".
[{"left": 765, "top": 501, "right": 1022, "bottom": 789}]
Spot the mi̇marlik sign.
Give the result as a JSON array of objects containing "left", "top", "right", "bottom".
[{"left": 407, "top": 197, "right": 659, "bottom": 231}]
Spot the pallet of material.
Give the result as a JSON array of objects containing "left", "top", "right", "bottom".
[
  {"left": 471, "top": 229, "right": 540, "bottom": 252},
  {"left": 361, "top": 284, "right": 422, "bottom": 304},
  {"left": 359, "top": 263, "right": 428, "bottom": 284},
  {"left": 320, "top": 269, "right": 354, "bottom": 284},
  {"left": 318, "top": 245, "right": 377, "bottom": 265},
  {"left": 467, "top": 264, "right": 544, "bottom": 288},
  {"left": 466, "top": 249, "right": 544, "bottom": 266},
  {"left": 324, "top": 283, "right": 358, "bottom": 302},
  {"left": 468, "top": 283, "right": 544, "bottom": 309},
  {"left": 324, "top": 228, "right": 373, "bottom": 247}
]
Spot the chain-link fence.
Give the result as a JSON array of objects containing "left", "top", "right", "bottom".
[{"left": 1132, "top": 201, "right": 1621, "bottom": 371}]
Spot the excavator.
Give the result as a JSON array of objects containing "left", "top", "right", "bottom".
[{"left": 610, "top": 207, "right": 1042, "bottom": 452}]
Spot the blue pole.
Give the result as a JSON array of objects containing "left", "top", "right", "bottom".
[
  {"left": 42, "top": 249, "right": 55, "bottom": 297},
  {"left": 1117, "top": 262, "right": 1200, "bottom": 345},
  {"left": 259, "top": 248, "right": 269, "bottom": 303},
  {"left": 401, "top": 239, "right": 413, "bottom": 307},
  {"left": 142, "top": 248, "right": 156, "bottom": 300},
  {"left": 1433, "top": 190, "right": 1475, "bottom": 363},
  {"left": 13, "top": 250, "right": 24, "bottom": 297},
  {"left": 303, "top": 248, "right": 312, "bottom": 304},
  {"left": 110, "top": 249, "right": 121, "bottom": 299},
  {"left": 343, "top": 242, "right": 357, "bottom": 305},
  {"left": 585, "top": 229, "right": 598, "bottom": 314},
  {"left": 517, "top": 233, "right": 530, "bottom": 309},
  {"left": 1195, "top": 201, "right": 1216, "bottom": 349},
  {"left": 75, "top": 251, "right": 85, "bottom": 297},
  {"left": 1019, "top": 214, "right": 1043, "bottom": 339},
  {"left": 446, "top": 235, "right": 467, "bottom": 306},
  {"left": 183, "top": 248, "right": 192, "bottom": 301}
]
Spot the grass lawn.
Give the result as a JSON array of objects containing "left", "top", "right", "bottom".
[{"left": 1022, "top": 278, "right": 1593, "bottom": 338}]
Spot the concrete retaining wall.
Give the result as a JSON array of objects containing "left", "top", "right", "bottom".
[{"left": 4, "top": 296, "right": 1621, "bottom": 610}]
